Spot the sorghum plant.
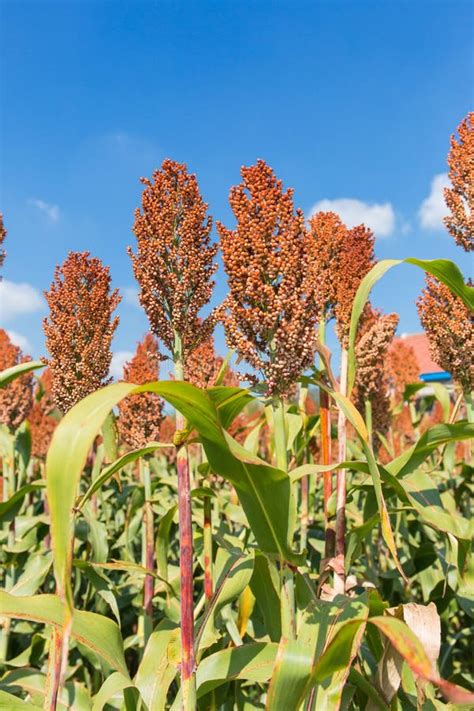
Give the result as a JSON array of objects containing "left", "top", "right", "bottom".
[
  {"left": 308, "top": 211, "right": 375, "bottom": 588},
  {"left": 130, "top": 159, "right": 217, "bottom": 706},
  {"left": 444, "top": 111, "right": 474, "bottom": 252},
  {"left": 43, "top": 251, "right": 120, "bottom": 413},
  {"left": 118, "top": 333, "right": 163, "bottom": 642}
]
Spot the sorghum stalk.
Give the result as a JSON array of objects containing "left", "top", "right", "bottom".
[
  {"left": 174, "top": 342, "right": 196, "bottom": 709},
  {"left": 140, "top": 459, "right": 154, "bottom": 645},
  {"left": 334, "top": 348, "right": 348, "bottom": 594},
  {"left": 130, "top": 160, "right": 217, "bottom": 710},
  {"left": 317, "top": 320, "right": 334, "bottom": 560}
]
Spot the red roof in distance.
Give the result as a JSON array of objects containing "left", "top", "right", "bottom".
[{"left": 395, "top": 333, "right": 445, "bottom": 375}]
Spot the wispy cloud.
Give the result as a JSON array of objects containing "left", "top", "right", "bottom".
[
  {"left": 109, "top": 350, "right": 134, "bottom": 380},
  {"left": 29, "top": 198, "right": 60, "bottom": 222},
  {"left": 0, "top": 280, "right": 44, "bottom": 323},
  {"left": 123, "top": 286, "right": 140, "bottom": 307},
  {"left": 308, "top": 197, "right": 395, "bottom": 237},
  {"left": 6, "top": 330, "right": 32, "bottom": 353},
  {"left": 418, "top": 173, "right": 449, "bottom": 230}
]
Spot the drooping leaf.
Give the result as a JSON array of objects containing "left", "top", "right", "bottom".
[
  {"left": 0, "top": 360, "right": 44, "bottom": 388},
  {"left": 0, "top": 591, "right": 128, "bottom": 676},
  {"left": 347, "top": 258, "right": 473, "bottom": 393}
]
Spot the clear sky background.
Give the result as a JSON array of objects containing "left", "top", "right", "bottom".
[{"left": 0, "top": 0, "right": 472, "bottom": 378}]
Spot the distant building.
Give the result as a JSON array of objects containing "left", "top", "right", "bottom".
[{"left": 397, "top": 332, "right": 453, "bottom": 388}]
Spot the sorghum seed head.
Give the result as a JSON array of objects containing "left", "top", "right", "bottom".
[
  {"left": 0, "top": 329, "right": 34, "bottom": 431},
  {"left": 129, "top": 159, "right": 218, "bottom": 360},
  {"left": 217, "top": 159, "right": 319, "bottom": 397},
  {"left": 43, "top": 251, "right": 121, "bottom": 412},
  {"left": 386, "top": 340, "right": 420, "bottom": 403},
  {"left": 118, "top": 333, "right": 164, "bottom": 449},
  {"left": 417, "top": 275, "right": 473, "bottom": 393},
  {"left": 28, "top": 369, "right": 57, "bottom": 458},
  {"left": 444, "top": 112, "right": 474, "bottom": 252},
  {"left": 308, "top": 212, "right": 376, "bottom": 348}
]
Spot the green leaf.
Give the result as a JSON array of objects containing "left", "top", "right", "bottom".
[
  {"left": 0, "top": 482, "right": 44, "bottom": 524},
  {"left": 0, "top": 591, "right": 128, "bottom": 676},
  {"left": 196, "top": 551, "right": 254, "bottom": 651},
  {"left": 92, "top": 672, "right": 134, "bottom": 711},
  {"left": 76, "top": 443, "right": 172, "bottom": 510},
  {"left": 135, "top": 619, "right": 180, "bottom": 711},
  {"left": 0, "top": 691, "right": 39, "bottom": 710},
  {"left": 249, "top": 553, "right": 282, "bottom": 642},
  {"left": 347, "top": 258, "right": 473, "bottom": 393},
  {"left": 386, "top": 422, "right": 474, "bottom": 478},
  {"left": 46, "top": 381, "right": 302, "bottom": 604},
  {"left": 195, "top": 643, "right": 278, "bottom": 698},
  {"left": 0, "top": 360, "right": 44, "bottom": 388},
  {"left": 265, "top": 638, "right": 314, "bottom": 710}
]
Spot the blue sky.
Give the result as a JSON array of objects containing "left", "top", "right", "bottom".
[{"left": 0, "top": 0, "right": 472, "bottom": 377}]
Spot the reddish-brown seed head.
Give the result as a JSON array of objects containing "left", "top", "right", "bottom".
[
  {"left": 417, "top": 275, "right": 473, "bottom": 393},
  {"left": 43, "top": 251, "right": 121, "bottom": 412},
  {"left": 217, "top": 159, "right": 319, "bottom": 397},
  {"left": 444, "top": 112, "right": 474, "bottom": 252},
  {"left": 117, "top": 332, "right": 163, "bottom": 448},
  {"left": 308, "top": 212, "right": 376, "bottom": 347},
  {"left": 29, "top": 368, "right": 57, "bottom": 458},
  {"left": 0, "top": 329, "right": 34, "bottom": 431},
  {"left": 386, "top": 340, "right": 420, "bottom": 403},
  {"left": 129, "top": 159, "right": 218, "bottom": 360}
]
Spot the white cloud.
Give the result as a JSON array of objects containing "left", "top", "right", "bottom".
[
  {"left": 6, "top": 330, "right": 32, "bottom": 353},
  {"left": 29, "top": 198, "right": 60, "bottom": 222},
  {"left": 0, "top": 280, "right": 44, "bottom": 323},
  {"left": 418, "top": 173, "right": 449, "bottom": 230},
  {"left": 308, "top": 198, "right": 395, "bottom": 237},
  {"left": 123, "top": 286, "right": 140, "bottom": 307},
  {"left": 110, "top": 351, "right": 134, "bottom": 380}
]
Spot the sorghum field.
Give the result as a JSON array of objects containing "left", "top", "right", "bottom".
[{"left": 0, "top": 113, "right": 472, "bottom": 711}]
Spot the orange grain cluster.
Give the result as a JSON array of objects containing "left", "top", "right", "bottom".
[
  {"left": 308, "top": 212, "right": 376, "bottom": 347},
  {"left": 355, "top": 308, "right": 399, "bottom": 402},
  {"left": 218, "top": 160, "right": 319, "bottom": 397},
  {"left": 0, "top": 329, "right": 33, "bottom": 431},
  {"left": 417, "top": 276, "right": 473, "bottom": 393},
  {"left": 118, "top": 333, "right": 163, "bottom": 449},
  {"left": 130, "top": 160, "right": 218, "bottom": 360},
  {"left": 386, "top": 340, "right": 420, "bottom": 403},
  {"left": 353, "top": 308, "right": 399, "bottom": 439},
  {"left": 28, "top": 369, "right": 57, "bottom": 458},
  {"left": 444, "top": 112, "right": 474, "bottom": 252},
  {"left": 43, "top": 251, "right": 120, "bottom": 412}
]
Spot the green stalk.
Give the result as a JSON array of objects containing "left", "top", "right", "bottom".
[
  {"left": 272, "top": 396, "right": 296, "bottom": 640},
  {"left": 174, "top": 334, "right": 197, "bottom": 710},
  {"left": 140, "top": 458, "right": 154, "bottom": 647}
]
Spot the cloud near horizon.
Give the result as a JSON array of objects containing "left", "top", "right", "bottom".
[
  {"left": 29, "top": 198, "right": 60, "bottom": 222},
  {"left": 0, "top": 280, "right": 44, "bottom": 323},
  {"left": 308, "top": 197, "right": 396, "bottom": 237},
  {"left": 6, "top": 329, "right": 32, "bottom": 353},
  {"left": 418, "top": 173, "right": 449, "bottom": 230}
]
